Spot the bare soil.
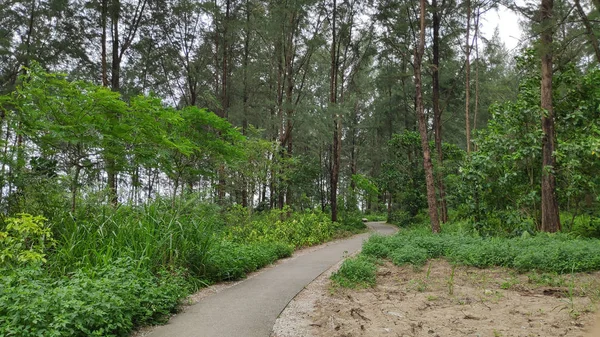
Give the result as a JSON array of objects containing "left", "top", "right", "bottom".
[{"left": 273, "top": 259, "right": 600, "bottom": 337}]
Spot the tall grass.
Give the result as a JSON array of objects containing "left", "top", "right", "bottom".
[{"left": 48, "top": 197, "right": 221, "bottom": 278}]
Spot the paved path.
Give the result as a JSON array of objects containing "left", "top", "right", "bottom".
[{"left": 145, "top": 222, "right": 397, "bottom": 337}]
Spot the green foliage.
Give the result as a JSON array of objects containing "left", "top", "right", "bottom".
[
  {"left": 48, "top": 197, "right": 219, "bottom": 277},
  {"left": 337, "top": 212, "right": 368, "bottom": 233},
  {"left": 331, "top": 255, "right": 377, "bottom": 288},
  {"left": 390, "top": 245, "right": 428, "bottom": 267},
  {"left": 0, "top": 260, "right": 190, "bottom": 337},
  {"left": 223, "top": 207, "right": 338, "bottom": 248},
  {"left": 456, "top": 55, "right": 600, "bottom": 232},
  {"left": 205, "top": 241, "right": 293, "bottom": 281},
  {"left": 562, "top": 213, "right": 600, "bottom": 238},
  {"left": 362, "top": 212, "right": 387, "bottom": 222},
  {"left": 0, "top": 214, "right": 55, "bottom": 266},
  {"left": 361, "top": 226, "right": 600, "bottom": 274}
]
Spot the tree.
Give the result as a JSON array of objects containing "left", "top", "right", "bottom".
[
  {"left": 539, "top": 0, "right": 561, "bottom": 232},
  {"left": 415, "top": 0, "right": 441, "bottom": 232}
]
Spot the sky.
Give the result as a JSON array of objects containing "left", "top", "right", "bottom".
[{"left": 480, "top": 5, "right": 524, "bottom": 53}]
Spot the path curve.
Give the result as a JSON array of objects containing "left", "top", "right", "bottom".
[{"left": 144, "top": 222, "right": 397, "bottom": 337}]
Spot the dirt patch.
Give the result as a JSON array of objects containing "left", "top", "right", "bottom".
[{"left": 273, "top": 259, "right": 600, "bottom": 337}]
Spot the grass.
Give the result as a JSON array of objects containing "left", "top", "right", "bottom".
[
  {"left": 361, "top": 228, "right": 600, "bottom": 274},
  {"left": 331, "top": 255, "right": 377, "bottom": 289}
]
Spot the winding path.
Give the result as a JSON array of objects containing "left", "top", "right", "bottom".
[{"left": 145, "top": 222, "right": 397, "bottom": 337}]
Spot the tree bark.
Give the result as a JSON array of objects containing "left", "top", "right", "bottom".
[
  {"left": 416, "top": 0, "right": 441, "bottom": 233},
  {"left": 217, "top": 0, "right": 231, "bottom": 204},
  {"left": 465, "top": 0, "right": 472, "bottom": 154},
  {"left": 432, "top": 0, "right": 448, "bottom": 223},
  {"left": 107, "top": 0, "right": 121, "bottom": 206},
  {"left": 241, "top": 0, "right": 251, "bottom": 208},
  {"left": 101, "top": 0, "right": 108, "bottom": 86},
  {"left": 330, "top": 0, "right": 341, "bottom": 222},
  {"left": 540, "top": 0, "right": 561, "bottom": 232}
]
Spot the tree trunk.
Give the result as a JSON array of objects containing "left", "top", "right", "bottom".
[
  {"left": 473, "top": 6, "right": 480, "bottom": 135},
  {"left": 107, "top": 0, "right": 121, "bottom": 206},
  {"left": 465, "top": 0, "right": 471, "bottom": 154},
  {"left": 540, "top": 0, "right": 561, "bottom": 232},
  {"left": 217, "top": 0, "right": 231, "bottom": 205},
  {"left": 101, "top": 0, "right": 108, "bottom": 86},
  {"left": 330, "top": 0, "right": 340, "bottom": 222},
  {"left": 416, "top": 0, "right": 441, "bottom": 233},
  {"left": 241, "top": 0, "right": 251, "bottom": 208},
  {"left": 432, "top": 0, "right": 448, "bottom": 223}
]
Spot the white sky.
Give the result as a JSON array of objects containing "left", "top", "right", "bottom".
[{"left": 480, "top": 5, "right": 524, "bottom": 53}]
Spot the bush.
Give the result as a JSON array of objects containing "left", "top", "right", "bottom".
[
  {"left": 331, "top": 255, "right": 377, "bottom": 288},
  {"left": 223, "top": 209, "right": 337, "bottom": 248},
  {"left": 204, "top": 241, "right": 293, "bottom": 281},
  {"left": 0, "top": 260, "right": 190, "bottom": 337},
  {"left": 563, "top": 214, "right": 600, "bottom": 238},
  {"left": 390, "top": 245, "right": 428, "bottom": 267},
  {"left": 337, "top": 212, "right": 367, "bottom": 233}
]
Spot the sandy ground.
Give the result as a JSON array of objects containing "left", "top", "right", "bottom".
[{"left": 273, "top": 259, "right": 600, "bottom": 337}]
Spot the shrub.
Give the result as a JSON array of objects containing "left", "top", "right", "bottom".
[
  {"left": 204, "top": 241, "right": 293, "bottom": 281},
  {"left": 223, "top": 209, "right": 337, "bottom": 248},
  {"left": 337, "top": 212, "right": 367, "bottom": 233},
  {"left": 390, "top": 245, "right": 428, "bottom": 267},
  {"left": 0, "top": 214, "right": 55, "bottom": 266},
  {"left": 331, "top": 255, "right": 377, "bottom": 288},
  {"left": 362, "top": 235, "right": 390, "bottom": 258},
  {"left": 0, "top": 260, "right": 190, "bottom": 337}
]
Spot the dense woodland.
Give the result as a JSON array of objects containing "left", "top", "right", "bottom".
[{"left": 0, "top": 0, "right": 599, "bottom": 335}]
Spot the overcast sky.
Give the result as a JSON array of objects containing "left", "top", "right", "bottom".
[{"left": 480, "top": 4, "right": 525, "bottom": 53}]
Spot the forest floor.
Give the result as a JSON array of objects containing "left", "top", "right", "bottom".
[{"left": 272, "top": 259, "right": 600, "bottom": 337}]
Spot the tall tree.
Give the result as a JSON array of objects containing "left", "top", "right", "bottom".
[
  {"left": 464, "top": 0, "right": 472, "bottom": 154},
  {"left": 432, "top": 0, "right": 448, "bottom": 223},
  {"left": 330, "top": 0, "right": 341, "bottom": 222},
  {"left": 415, "top": 0, "right": 441, "bottom": 232},
  {"left": 539, "top": 0, "right": 561, "bottom": 232}
]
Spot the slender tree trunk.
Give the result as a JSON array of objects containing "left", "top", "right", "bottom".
[
  {"left": 465, "top": 0, "right": 471, "bottom": 154},
  {"left": 432, "top": 0, "right": 448, "bottom": 223},
  {"left": 283, "top": 11, "right": 296, "bottom": 207},
  {"left": 241, "top": 0, "right": 251, "bottom": 208},
  {"left": 217, "top": 0, "right": 231, "bottom": 205},
  {"left": 473, "top": 6, "right": 480, "bottom": 135},
  {"left": 574, "top": 0, "right": 600, "bottom": 64},
  {"left": 106, "top": 0, "right": 121, "bottom": 206},
  {"left": 330, "top": 0, "right": 340, "bottom": 222},
  {"left": 540, "top": 0, "right": 561, "bottom": 232},
  {"left": 101, "top": 0, "right": 108, "bottom": 86},
  {"left": 416, "top": 0, "right": 441, "bottom": 233}
]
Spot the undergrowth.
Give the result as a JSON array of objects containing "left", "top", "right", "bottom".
[
  {"left": 362, "top": 228, "right": 600, "bottom": 273},
  {"left": 0, "top": 198, "right": 359, "bottom": 337},
  {"left": 331, "top": 255, "right": 377, "bottom": 289}
]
